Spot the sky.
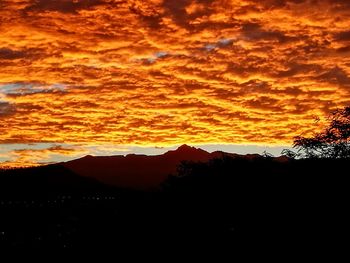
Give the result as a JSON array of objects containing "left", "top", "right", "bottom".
[{"left": 0, "top": 0, "right": 350, "bottom": 167}]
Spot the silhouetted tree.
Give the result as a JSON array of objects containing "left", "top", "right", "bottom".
[
  {"left": 283, "top": 107, "right": 350, "bottom": 159},
  {"left": 262, "top": 151, "right": 274, "bottom": 158}
]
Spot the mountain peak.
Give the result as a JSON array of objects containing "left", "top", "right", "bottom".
[
  {"left": 78, "top": 154, "right": 94, "bottom": 160},
  {"left": 177, "top": 144, "right": 193, "bottom": 151},
  {"left": 164, "top": 144, "right": 209, "bottom": 157},
  {"left": 174, "top": 144, "right": 208, "bottom": 154}
]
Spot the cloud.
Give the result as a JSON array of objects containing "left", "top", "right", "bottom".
[
  {"left": 0, "top": 47, "right": 48, "bottom": 67},
  {"left": 241, "top": 22, "right": 295, "bottom": 43},
  {"left": 245, "top": 96, "right": 282, "bottom": 112},
  {"left": 203, "top": 38, "right": 234, "bottom": 51},
  {"left": 162, "top": 0, "right": 216, "bottom": 28},
  {"left": 0, "top": 144, "right": 89, "bottom": 168},
  {"left": 317, "top": 67, "right": 350, "bottom": 88},
  {"left": 0, "top": 83, "right": 66, "bottom": 96},
  {"left": 0, "top": 48, "right": 27, "bottom": 60},
  {"left": 334, "top": 31, "right": 350, "bottom": 42},
  {"left": 24, "top": 0, "right": 106, "bottom": 14},
  {"left": 138, "top": 51, "right": 170, "bottom": 64},
  {"left": 0, "top": 0, "right": 350, "bottom": 167},
  {"left": 0, "top": 101, "right": 16, "bottom": 117}
]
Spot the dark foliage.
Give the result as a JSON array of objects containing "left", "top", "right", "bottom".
[{"left": 284, "top": 106, "right": 350, "bottom": 158}]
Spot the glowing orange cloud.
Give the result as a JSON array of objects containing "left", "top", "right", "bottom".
[{"left": 1, "top": 0, "right": 350, "bottom": 166}]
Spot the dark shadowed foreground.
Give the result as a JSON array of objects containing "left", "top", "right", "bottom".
[{"left": 0, "top": 155, "right": 348, "bottom": 251}]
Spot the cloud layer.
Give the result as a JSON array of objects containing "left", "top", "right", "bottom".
[{"left": 1, "top": 0, "right": 350, "bottom": 166}]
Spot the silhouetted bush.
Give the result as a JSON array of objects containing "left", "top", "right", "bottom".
[{"left": 283, "top": 106, "right": 350, "bottom": 158}]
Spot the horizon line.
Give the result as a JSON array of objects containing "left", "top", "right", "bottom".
[{"left": 0, "top": 143, "right": 292, "bottom": 168}]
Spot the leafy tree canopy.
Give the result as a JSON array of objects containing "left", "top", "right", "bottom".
[{"left": 283, "top": 107, "right": 350, "bottom": 159}]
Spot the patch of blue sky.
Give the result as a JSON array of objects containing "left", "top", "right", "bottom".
[
  {"left": 140, "top": 51, "right": 169, "bottom": 64},
  {"left": 204, "top": 44, "right": 216, "bottom": 51},
  {"left": 218, "top": 38, "right": 233, "bottom": 45},
  {"left": 155, "top": 51, "right": 168, "bottom": 58},
  {"left": 0, "top": 83, "right": 66, "bottom": 96},
  {"left": 204, "top": 38, "right": 234, "bottom": 52}
]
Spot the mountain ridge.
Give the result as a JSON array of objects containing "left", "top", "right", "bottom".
[{"left": 61, "top": 144, "right": 281, "bottom": 189}]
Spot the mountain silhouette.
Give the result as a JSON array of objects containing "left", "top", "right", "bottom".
[{"left": 62, "top": 144, "right": 251, "bottom": 189}]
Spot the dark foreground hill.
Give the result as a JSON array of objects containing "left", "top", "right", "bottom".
[{"left": 0, "top": 150, "right": 349, "bottom": 252}]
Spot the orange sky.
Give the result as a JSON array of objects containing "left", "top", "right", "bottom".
[{"left": 1, "top": 0, "right": 350, "bottom": 167}]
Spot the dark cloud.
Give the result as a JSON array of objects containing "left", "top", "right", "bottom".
[
  {"left": 241, "top": 22, "right": 294, "bottom": 43},
  {"left": 334, "top": 31, "right": 350, "bottom": 42},
  {"left": 237, "top": 80, "right": 272, "bottom": 95},
  {"left": 226, "top": 60, "right": 265, "bottom": 77},
  {"left": 12, "top": 145, "right": 78, "bottom": 154},
  {"left": 0, "top": 48, "right": 27, "bottom": 60},
  {"left": 128, "top": 2, "right": 163, "bottom": 29},
  {"left": 275, "top": 63, "right": 322, "bottom": 78},
  {"left": 0, "top": 47, "right": 46, "bottom": 62},
  {"left": 162, "top": 0, "right": 215, "bottom": 29},
  {"left": 247, "top": 0, "right": 308, "bottom": 9},
  {"left": 16, "top": 103, "right": 44, "bottom": 113},
  {"left": 0, "top": 101, "right": 16, "bottom": 117},
  {"left": 245, "top": 96, "right": 283, "bottom": 111},
  {"left": 336, "top": 46, "right": 350, "bottom": 53},
  {"left": 25, "top": 0, "right": 105, "bottom": 13},
  {"left": 329, "top": 0, "right": 350, "bottom": 11},
  {"left": 317, "top": 67, "right": 350, "bottom": 87}
]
